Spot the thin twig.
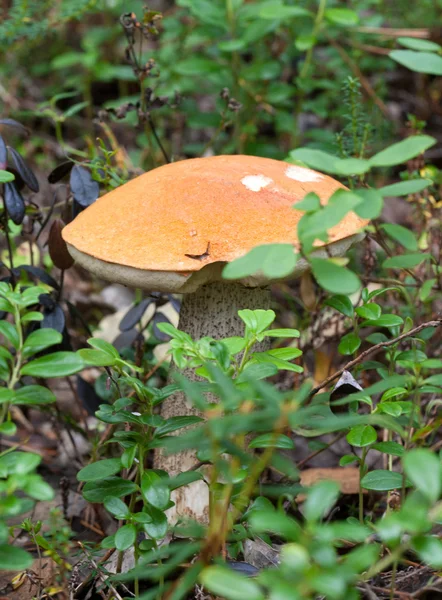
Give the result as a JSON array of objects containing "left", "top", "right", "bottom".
[
  {"left": 328, "top": 39, "right": 390, "bottom": 117},
  {"left": 308, "top": 317, "right": 442, "bottom": 400},
  {"left": 354, "top": 27, "right": 429, "bottom": 39}
]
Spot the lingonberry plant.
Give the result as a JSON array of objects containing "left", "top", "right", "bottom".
[{"left": 0, "top": 1, "right": 442, "bottom": 598}]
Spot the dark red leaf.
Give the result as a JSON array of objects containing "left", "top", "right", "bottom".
[{"left": 48, "top": 219, "right": 74, "bottom": 270}]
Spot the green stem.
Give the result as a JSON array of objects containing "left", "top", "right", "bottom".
[
  {"left": 225, "top": 0, "right": 243, "bottom": 152},
  {"left": 359, "top": 447, "right": 368, "bottom": 523},
  {"left": 1, "top": 304, "right": 24, "bottom": 424},
  {"left": 299, "top": 0, "right": 327, "bottom": 80}
]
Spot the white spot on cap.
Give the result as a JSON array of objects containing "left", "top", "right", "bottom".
[
  {"left": 241, "top": 174, "right": 273, "bottom": 192},
  {"left": 285, "top": 165, "right": 323, "bottom": 182}
]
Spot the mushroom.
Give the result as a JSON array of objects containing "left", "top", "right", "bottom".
[{"left": 63, "top": 155, "right": 367, "bottom": 522}]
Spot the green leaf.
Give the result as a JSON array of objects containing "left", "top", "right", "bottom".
[
  {"left": 373, "top": 442, "right": 405, "bottom": 457},
  {"left": 13, "top": 385, "right": 56, "bottom": 405},
  {"left": 21, "top": 352, "right": 85, "bottom": 377},
  {"left": 403, "top": 449, "right": 441, "bottom": 503},
  {"left": 398, "top": 37, "right": 441, "bottom": 52},
  {"left": 23, "top": 475, "right": 54, "bottom": 501},
  {"left": 324, "top": 7, "right": 359, "bottom": 26},
  {"left": 78, "top": 458, "right": 122, "bottom": 482},
  {"left": 347, "top": 425, "right": 377, "bottom": 447},
  {"left": 381, "top": 224, "right": 418, "bottom": 251},
  {"left": 369, "top": 135, "right": 436, "bottom": 167},
  {"left": 0, "top": 421, "right": 16, "bottom": 436},
  {"left": 104, "top": 496, "right": 131, "bottom": 519},
  {"left": 238, "top": 309, "right": 275, "bottom": 335},
  {"left": 361, "top": 470, "right": 403, "bottom": 491},
  {"left": 338, "top": 332, "right": 361, "bottom": 355},
  {"left": 289, "top": 148, "right": 370, "bottom": 175},
  {"left": 353, "top": 189, "right": 384, "bottom": 219},
  {"left": 78, "top": 349, "right": 117, "bottom": 367},
  {"left": 223, "top": 244, "right": 298, "bottom": 280},
  {"left": 340, "top": 455, "right": 359, "bottom": 466},
  {"left": 0, "top": 451, "right": 40, "bottom": 475},
  {"left": 379, "top": 179, "right": 432, "bottom": 197},
  {"left": 362, "top": 314, "right": 404, "bottom": 327},
  {"left": 0, "top": 170, "right": 15, "bottom": 183},
  {"left": 412, "top": 536, "right": 442, "bottom": 568},
  {"left": 324, "top": 295, "right": 354, "bottom": 317},
  {"left": 0, "top": 545, "right": 33, "bottom": 571},
  {"left": 304, "top": 480, "right": 340, "bottom": 522},
  {"left": 419, "top": 278, "right": 436, "bottom": 302},
  {"left": 21, "top": 311, "right": 44, "bottom": 323},
  {"left": 259, "top": 3, "right": 311, "bottom": 20},
  {"left": 221, "top": 337, "right": 246, "bottom": 355},
  {"left": 356, "top": 303, "right": 381, "bottom": 320},
  {"left": 249, "top": 434, "right": 294, "bottom": 449},
  {"left": 383, "top": 253, "right": 431, "bottom": 269},
  {"left": 87, "top": 338, "right": 119, "bottom": 358},
  {"left": 115, "top": 523, "right": 136, "bottom": 552},
  {"left": 390, "top": 50, "right": 442, "bottom": 75},
  {"left": 264, "top": 328, "right": 300, "bottom": 338},
  {"left": 174, "top": 57, "right": 220, "bottom": 76},
  {"left": 293, "top": 192, "right": 321, "bottom": 213},
  {"left": 155, "top": 416, "right": 203, "bottom": 437},
  {"left": 82, "top": 477, "right": 138, "bottom": 503},
  {"left": 295, "top": 33, "right": 316, "bottom": 51},
  {"left": 0, "top": 321, "right": 19, "bottom": 349},
  {"left": 22, "top": 328, "right": 62, "bottom": 357},
  {"left": 0, "top": 389, "right": 13, "bottom": 404},
  {"left": 200, "top": 566, "right": 265, "bottom": 600},
  {"left": 378, "top": 402, "right": 402, "bottom": 417},
  {"left": 310, "top": 258, "right": 360, "bottom": 295},
  {"left": 141, "top": 471, "right": 170, "bottom": 510},
  {"left": 251, "top": 352, "right": 303, "bottom": 373},
  {"left": 144, "top": 506, "right": 168, "bottom": 539}
]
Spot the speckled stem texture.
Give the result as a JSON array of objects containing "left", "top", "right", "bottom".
[{"left": 154, "top": 282, "right": 271, "bottom": 523}]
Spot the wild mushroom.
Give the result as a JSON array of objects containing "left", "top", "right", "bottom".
[{"left": 63, "top": 154, "right": 367, "bottom": 522}]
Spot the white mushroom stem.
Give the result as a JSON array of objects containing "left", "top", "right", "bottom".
[{"left": 154, "top": 282, "right": 271, "bottom": 524}]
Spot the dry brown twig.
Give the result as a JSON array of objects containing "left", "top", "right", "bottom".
[{"left": 308, "top": 317, "right": 442, "bottom": 400}]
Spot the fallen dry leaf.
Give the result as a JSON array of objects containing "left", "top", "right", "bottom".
[{"left": 300, "top": 467, "right": 362, "bottom": 496}]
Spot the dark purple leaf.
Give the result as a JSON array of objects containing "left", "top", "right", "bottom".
[
  {"left": 76, "top": 375, "right": 103, "bottom": 415},
  {"left": 16, "top": 265, "right": 59, "bottom": 289},
  {"left": 4, "top": 182, "right": 25, "bottom": 224},
  {"left": 65, "top": 301, "right": 93, "bottom": 337},
  {"left": 226, "top": 561, "right": 260, "bottom": 577},
  {"left": 0, "top": 135, "right": 7, "bottom": 170},
  {"left": 0, "top": 119, "right": 28, "bottom": 136},
  {"left": 168, "top": 294, "right": 181, "bottom": 313},
  {"left": 42, "top": 303, "right": 65, "bottom": 333},
  {"left": 38, "top": 293, "right": 56, "bottom": 310},
  {"left": 113, "top": 328, "right": 139, "bottom": 351},
  {"left": 119, "top": 298, "right": 154, "bottom": 332},
  {"left": 152, "top": 312, "right": 172, "bottom": 342},
  {"left": 70, "top": 165, "right": 99, "bottom": 207},
  {"left": 48, "top": 161, "right": 74, "bottom": 184},
  {"left": 72, "top": 199, "right": 83, "bottom": 219},
  {"left": 7, "top": 147, "right": 39, "bottom": 192}
]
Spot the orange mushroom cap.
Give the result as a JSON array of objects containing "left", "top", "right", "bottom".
[{"left": 63, "top": 155, "right": 367, "bottom": 292}]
